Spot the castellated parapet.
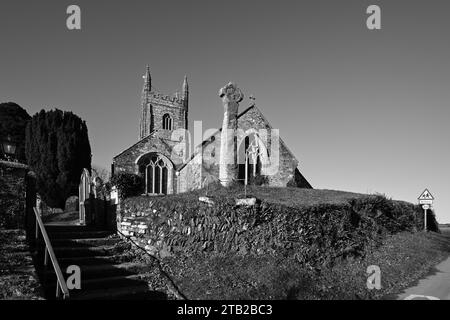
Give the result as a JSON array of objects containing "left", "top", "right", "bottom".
[{"left": 148, "top": 92, "right": 184, "bottom": 106}]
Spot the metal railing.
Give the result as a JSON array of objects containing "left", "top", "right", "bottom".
[{"left": 33, "top": 207, "right": 70, "bottom": 299}]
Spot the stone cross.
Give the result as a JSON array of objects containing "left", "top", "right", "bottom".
[{"left": 219, "top": 82, "right": 244, "bottom": 187}]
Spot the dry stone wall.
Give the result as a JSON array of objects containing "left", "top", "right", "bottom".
[
  {"left": 0, "top": 163, "right": 28, "bottom": 229},
  {"left": 117, "top": 193, "right": 426, "bottom": 265}
]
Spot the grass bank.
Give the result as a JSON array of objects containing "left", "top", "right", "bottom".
[{"left": 162, "top": 230, "right": 450, "bottom": 300}]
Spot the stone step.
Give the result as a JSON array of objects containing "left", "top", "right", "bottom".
[
  {"left": 57, "top": 254, "right": 133, "bottom": 266},
  {"left": 69, "top": 284, "right": 166, "bottom": 300},
  {"left": 44, "top": 225, "right": 100, "bottom": 233},
  {"left": 52, "top": 245, "right": 124, "bottom": 258},
  {"left": 47, "top": 230, "right": 113, "bottom": 240},
  {"left": 43, "top": 262, "right": 150, "bottom": 281},
  {"left": 44, "top": 273, "right": 151, "bottom": 292},
  {"left": 34, "top": 225, "right": 164, "bottom": 300},
  {"left": 50, "top": 237, "right": 121, "bottom": 248}
]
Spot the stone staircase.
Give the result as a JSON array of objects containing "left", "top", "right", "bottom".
[{"left": 34, "top": 225, "right": 167, "bottom": 300}]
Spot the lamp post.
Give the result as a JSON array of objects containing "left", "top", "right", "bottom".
[{"left": 1, "top": 135, "right": 17, "bottom": 162}]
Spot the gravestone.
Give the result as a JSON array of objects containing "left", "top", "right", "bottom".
[{"left": 92, "top": 176, "right": 105, "bottom": 199}]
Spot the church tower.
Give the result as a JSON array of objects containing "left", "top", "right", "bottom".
[{"left": 139, "top": 66, "right": 189, "bottom": 140}]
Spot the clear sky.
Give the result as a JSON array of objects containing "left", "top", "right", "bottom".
[{"left": 1, "top": 0, "right": 449, "bottom": 222}]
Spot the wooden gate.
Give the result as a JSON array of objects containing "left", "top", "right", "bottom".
[{"left": 78, "top": 168, "right": 91, "bottom": 225}]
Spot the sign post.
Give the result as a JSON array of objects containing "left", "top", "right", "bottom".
[{"left": 418, "top": 189, "right": 434, "bottom": 232}]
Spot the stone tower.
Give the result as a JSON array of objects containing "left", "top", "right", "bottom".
[{"left": 139, "top": 66, "right": 189, "bottom": 140}]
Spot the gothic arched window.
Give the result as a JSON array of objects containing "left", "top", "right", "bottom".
[
  {"left": 138, "top": 154, "right": 171, "bottom": 194},
  {"left": 162, "top": 114, "right": 173, "bottom": 130},
  {"left": 238, "top": 134, "right": 262, "bottom": 182}
]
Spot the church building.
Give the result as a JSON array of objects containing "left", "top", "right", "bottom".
[{"left": 112, "top": 66, "right": 312, "bottom": 195}]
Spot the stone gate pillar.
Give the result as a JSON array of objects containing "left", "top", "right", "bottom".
[
  {"left": 25, "top": 171, "right": 36, "bottom": 240},
  {"left": 219, "top": 82, "right": 244, "bottom": 187}
]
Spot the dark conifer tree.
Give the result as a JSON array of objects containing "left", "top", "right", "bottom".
[{"left": 25, "top": 109, "right": 91, "bottom": 208}]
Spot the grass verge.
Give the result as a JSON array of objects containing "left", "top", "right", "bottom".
[{"left": 162, "top": 230, "right": 450, "bottom": 300}]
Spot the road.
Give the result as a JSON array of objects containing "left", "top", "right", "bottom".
[{"left": 397, "top": 227, "right": 450, "bottom": 300}]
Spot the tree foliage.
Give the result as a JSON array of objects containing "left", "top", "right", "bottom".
[
  {"left": 0, "top": 102, "right": 31, "bottom": 162},
  {"left": 25, "top": 109, "right": 91, "bottom": 208},
  {"left": 92, "top": 165, "right": 111, "bottom": 183},
  {"left": 111, "top": 172, "right": 144, "bottom": 200}
]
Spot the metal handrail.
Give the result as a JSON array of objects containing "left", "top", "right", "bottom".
[{"left": 33, "top": 207, "right": 70, "bottom": 299}]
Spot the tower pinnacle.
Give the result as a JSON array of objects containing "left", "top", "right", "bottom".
[
  {"left": 182, "top": 75, "right": 189, "bottom": 111},
  {"left": 182, "top": 75, "right": 188, "bottom": 93},
  {"left": 140, "top": 65, "right": 152, "bottom": 139},
  {"left": 143, "top": 65, "right": 151, "bottom": 93}
]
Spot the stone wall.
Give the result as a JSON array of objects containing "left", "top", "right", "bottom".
[
  {"left": 117, "top": 195, "right": 265, "bottom": 258},
  {"left": 178, "top": 153, "right": 203, "bottom": 193},
  {"left": 0, "top": 229, "right": 44, "bottom": 299},
  {"left": 0, "top": 161, "right": 29, "bottom": 229},
  {"left": 117, "top": 193, "right": 426, "bottom": 266}
]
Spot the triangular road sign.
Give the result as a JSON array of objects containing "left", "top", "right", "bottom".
[{"left": 418, "top": 189, "right": 434, "bottom": 201}]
